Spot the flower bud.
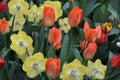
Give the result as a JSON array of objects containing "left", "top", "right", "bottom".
[
  {"left": 68, "top": 7, "right": 83, "bottom": 27},
  {"left": 0, "top": 18, "right": 9, "bottom": 34},
  {"left": 43, "top": 7, "right": 55, "bottom": 27},
  {"left": 46, "top": 58, "right": 60, "bottom": 79}
]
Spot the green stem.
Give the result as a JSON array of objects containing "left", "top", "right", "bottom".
[
  {"left": 83, "top": 59, "right": 87, "bottom": 66},
  {"left": 68, "top": 29, "right": 72, "bottom": 53},
  {"left": 105, "top": 71, "right": 120, "bottom": 79},
  {"left": 4, "top": 35, "right": 7, "bottom": 47},
  {"left": 45, "top": 27, "right": 49, "bottom": 54},
  {"left": 10, "top": 15, "right": 16, "bottom": 34}
]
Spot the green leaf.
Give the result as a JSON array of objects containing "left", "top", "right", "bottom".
[
  {"left": 46, "top": 46, "right": 55, "bottom": 58},
  {"left": 108, "top": 5, "right": 119, "bottom": 22},
  {"left": 83, "top": 0, "right": 101, "bottom": 17},
  {"left": 0, "top": 33, "right": 6, "bottom": 50},
  {"left": 72, "top": 0, "right": 81, "bottom": 7},
  {"left": 30, "top": 0, "right": 35, "bottom": 8},
  {"left": 32, "top": 32, "right": 39, "bottom": 53},
  {"left": 60, "top": 35, "right": 69, "bottom": 64},
  {"left": 9, "top": 61, "right": 16, "bottom": 80},
  {"left": 67, "top": 47, "right": 75, "bottom": 62},
  {"left": 62, "top": 2, "right": 70, "bottom": 10},
  {"left": 0, "top": 47, "right": 11, "bottom": 59},
  {"left": 0, "top": 65, "right": 9, "bottom": 80},
  {"left": 38, "top": 25, "right": 46, "bottom": 52},
  {"left": 109, "top": 28, "right": 119, "bottom": 35},
  {"left": 72, "top": 48, "right": 83, "bottom": 63}
]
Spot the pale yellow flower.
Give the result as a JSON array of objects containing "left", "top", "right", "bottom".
[
  {"left": 41, "top": 1, "right": 63, "bottom": 21},
  {"left": 8, "top": 0, "right": 29, "bottom": 15},
  {"left": 17, "top": 45, "right": 34, "bottom": 62},
  {"left": 27, "top": 5, "right": 43, "bottom": 23},
  {"left": 60, "top": 59, "right": 86, "bottom": 80},
  {"left": 9, "top": 14, "right": 25, "bottom": 31},
  {"left": 10, "top": 31, "right": 33, "bottom": 56},
  {"left": 86, "top": 59, "right": 107, "bottom": 79},
  {"left": 59, "top": 18, "right": 71, "bottom": 33},
  {"left": 22, "top": 52, "right": 47, "bottom": 78}
]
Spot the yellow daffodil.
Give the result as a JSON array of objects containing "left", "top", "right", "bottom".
[
  {"left": 8, "top": 0, "right": 29, "bottom": 15},
  {"left": 10, "top": 31, "right": 33, "bottom": 56},
  {"left": 60, "top": 59, "right": 86, "bottom": 80},
  {"left": 17, "top": 45, "right": 34, "bottom": 62},
  {"left": 27, "top": 5, "right": 43, "bottom": 23},
  {"left": 9, "top": 14, "right": 25, "bottom": 31},
  {"left": 22, "top": 52, "right": 47, "bottom": 78},
  {"left": 86, "top": 59, "right": 107, "bottom": 79},
  {"left": 59, "top": 18, "right": 71, "bottom": 33},
  {"left": 41, "top": 1, "right": 63, "bottom": 21}
]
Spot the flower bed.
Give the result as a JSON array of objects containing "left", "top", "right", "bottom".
[{"left": 0, "top": 0, "right": 120, "bottom": 80}]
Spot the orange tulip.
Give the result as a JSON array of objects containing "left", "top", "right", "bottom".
[
  {"left": 0, "top": 18, "right": 9, "bottom": 34},
  {"left": 43, "top": 7, "right": 55, "bottom": 27},
  {"left": 48, "top": 27, "right": 62, "bottom": 49},
  {"left": 86, "top": 29, "right": 97, "bottom": 42},
  {"left": 80, "top": 40, "right": 88, "bottom": 50},
  {"left": 83, "top": 42, "right": 97, "bottom": 60},
  {"left": 46, "top": 58, "right": 60, "bottom": 79},
  {"left": 0, "top": 58, "right": 5, "bottom": 68},
  {"left": 95, "top": 25, "right": 102, "bottom": 38},
  {"left": 83, "top": 21, "right": 101, "bottom": 42},
  {"left": 68, "top": 7, "right": 83, "bottom": 27},
  {"left": 83, "top": 21, "right": 90, "bottom": 33}
]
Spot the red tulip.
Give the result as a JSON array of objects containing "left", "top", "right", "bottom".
[
  {"left": 97, "top": 32, "right": 108, "bottom": 44},
  {"left": 0, "top": 1, "right": 7, "bottom": 13},
  {"left": 48, "top": 27, "right": 62, "bottom": 49},
  {"left": 83, "top": 42, "right": 97, "bottom": 60},
  {"left": 43, "top": 7, "right": 55, "bottom": 27},
  {"left": 0, "top": 18, "right": 9, "bottom": 34},
  {"left": 111, "top": 55, "right": 120, "bottom": 68},
  {"left": 46, "top": 58, "right": 60, "bottom": 79},
  {"left": 68, "top": 7, "right": 83, "bottom": 27},
  {"left": 0, "top": 58, "right": 5, "bottom": 68},
  {"left": 80, "top": 40, "right": 88, "bottom": 50}
]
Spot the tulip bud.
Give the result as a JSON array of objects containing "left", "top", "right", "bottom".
[
  {"left": 48, "top": 27, "right": 62, "bottom": 49},
  {"left": 43, "top": 7, "right": 55, "bottom": 27},
  {"left": 0, "top": 18, "right": 9, "bottom": 34},
  {"left": 46, "top": 58, "right": 60, "bottom": 79},
  {"left": 68, "top": 7, "right": 83, "bottom": 27},
  {"left": 83, "top": 42, "right": 97, "bottom": 60},
  {"left": 80, "top": 40, "right": 88, "bottom": 50},
  {"left": 0, "top": 1, "right": 7, "bottom": 13}
]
